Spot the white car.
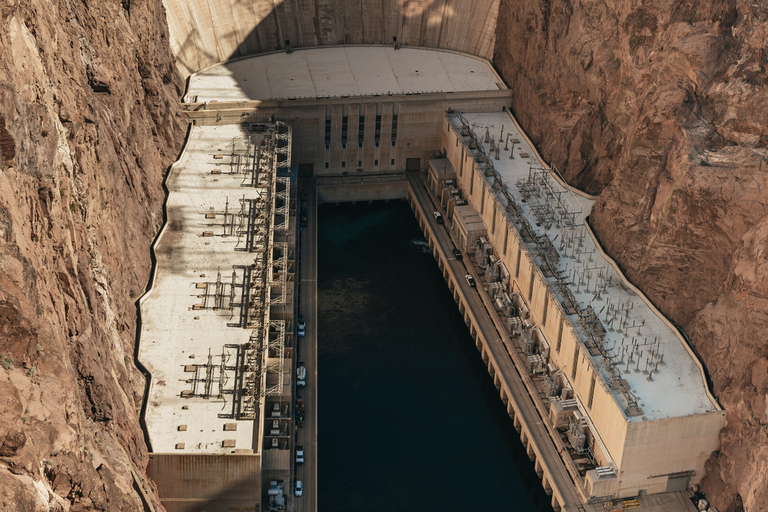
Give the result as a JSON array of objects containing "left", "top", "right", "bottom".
[
  {"left": 296, "top": 362, "right": 306, "bottom": 387},
  {"left": 465, "top": 274, "right": 476, "bottom": 287},
  {"left": 297, "top": 319, "right": 306, "bottom": 337},
  {"left": 433, "top": 211, "right": 444, "bottom": 224},
  {"left": 295, "top": 480, "right": 303, "bottom": 497},
  {"left": 296, "top": 445, "right": 304, "bottom": 464}
]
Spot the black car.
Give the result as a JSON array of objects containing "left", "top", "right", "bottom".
[
  {"left": 452, "top": 248, "right": 463, "bottom": 260},
  {"left": 300, "top": 207, "right": 308, "bottom": 227}
]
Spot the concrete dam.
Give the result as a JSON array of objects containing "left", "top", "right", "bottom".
[
  {"left": 136, "top": 3, "right": 726, "bottom": 512},
  {"left": 163, "top": 0, "right": 499, "bottom": 75}
]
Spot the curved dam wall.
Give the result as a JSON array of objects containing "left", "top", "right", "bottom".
[{"left": 163, "top": 0, "right": 500, "bottom": 76}]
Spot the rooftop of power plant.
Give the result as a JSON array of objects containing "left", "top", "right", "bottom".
[
  {"left": 449, "top": 111, "right": 720, "bottom": 422},
  {"left": 140, "top": 123, "right": 291, "bottom": 453},
  {"left": 185, "top": 46, "right": 505, "bottom": 102}
]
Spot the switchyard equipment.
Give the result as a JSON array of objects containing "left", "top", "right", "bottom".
[
  {"left": 144, "top": 41, "right": 726, "bottom": 511},
  {"left": 140, "top": 122, "right": 296, "bottom": 512},
  {"left": 437, "top": 111, "right": 726, "bottom": 500}
]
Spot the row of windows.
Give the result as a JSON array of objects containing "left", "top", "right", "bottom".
[
  {"left": 324, "top": 115, "right": 396, "bottom": 150},
  {"left": 324, "top": 159, "right": 396, "bottom": 169},
  {"left": 324, "top": 140, "right": 395, "bottom": 150}
]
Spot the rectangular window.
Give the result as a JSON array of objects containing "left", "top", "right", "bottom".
[
  {"left": 491, "top": 206, "right": 496, "bottom": 235},
  {"left": 542, "top": 296, "right": 549, "bottom": 327},
  {"left": 341, "top": 116, "right": 348, "bottom": 147},
  {"left": 374, "top": 159, "right": 379, "bottom": 166},
  {"left": 528, "top": 273, "right": 534, "bottom": 301},
  {"left": 358, "top": 116, "right": 365, "bottom": 148},
  {"left": 588, "top": 374, "right": 596, "bottom": 409},
  {"left": 375, "top": 115, "right": 381, "bottom": 147},
  {"left": 390, "top": 158, "right": 395, "bottom": 165},
  {"left": 556, "top": 319, "right": 564, "bottom": 353},
  {"left": 357, "top": 160, "right": 362, "bottom": 168},
  {"left": 390, "top": 114, "right": 398, "bottom": 146},
  {"left": 515, "top": 247, "right": 521, "bottom": 278},
  {"left": 324, "top": 118, "right": 331, "bottom": 147},
  {"left": 324, "top": 162, "right": 329, "bottom": 169},
  {"left": 341, "top": 161, "right": 346, "bottom": 168},
  {"left": 571, "top": 346, "right": 579, "bottom": 380}
]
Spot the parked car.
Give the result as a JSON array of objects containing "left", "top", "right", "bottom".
[
  {"left": 296, "top": 446, "right": 304, "bottom": 464},
  {"left": 297, "top": 317, "right": 305, "bottom": 337},
  {"left": 295, "top": 480, "right": 303, "bottom": 496},
  {"left": 296, "top": 362, "right": 306, "bottom": 387},
  {"left": 465, "top": 274, "right": 476, "bottom": 287},
  {"left": 452, "top": 248, "right": 463, "bottom": 260},
  {"left": 433, "top": 211, "right": 444, "bottom": 224}
]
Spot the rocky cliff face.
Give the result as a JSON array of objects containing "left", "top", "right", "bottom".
[
  {"left": 0, "top": 0, "right": 183, "bottom": 510},
  {"left": 494, "top": 1, "right": 768, "bottom": 510},
  {"left": 2, "top": 0, "right": 765, "bottom": 509}
]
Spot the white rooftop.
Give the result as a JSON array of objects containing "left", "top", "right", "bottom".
[
  {"left": 452, "top": 112, "right": 719, "bottom": 422},
  {"left": 140, "top": 124, "right": 267, "bottom": 453},
  {"left": 186, "top": 46, "right": 505, "bottom": 102}
]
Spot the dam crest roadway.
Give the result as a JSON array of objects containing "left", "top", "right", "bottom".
[{"left": 139, "top": 45, "right": 723, "bottom": 512}]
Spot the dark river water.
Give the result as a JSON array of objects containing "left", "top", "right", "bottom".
[{"left": 317, "top": 201, "right": 554, "bottom": 512}]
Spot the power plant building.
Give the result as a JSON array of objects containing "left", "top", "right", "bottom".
[
  {"left": 139, "top": 122, "right": 296, "bottom": 511},
  {"left": 141, "top": 39, "right": 726, "bottom": 510},
  {"left": 431, "top": 111, "right": 726, "bottom": 498}
]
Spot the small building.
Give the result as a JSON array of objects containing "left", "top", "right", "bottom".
[{"left": 452, "top": 204, "right": 487, "bottom": 254}]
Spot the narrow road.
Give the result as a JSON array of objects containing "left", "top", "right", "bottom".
[
  {"left": 407, "top": 172, "right": 585, "bottom": 511},
  {"left": 294, "top": 176, "right": 318, "bottom": 512}
]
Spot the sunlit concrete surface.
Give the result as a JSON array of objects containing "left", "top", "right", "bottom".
[
  {"left": 440, "top": 111, "right": 725, "bottom": 497},
  {"left": 186, "top": 46, "right": 505, "bottom": 102},
  {"left": 140, "top": 124, "right": 262, "bottom": 454},
  {"left": 162, "top": 0, "right": 500, "bottom": 76},
  {"left": 454, "top": 112, "right": 717, "bottom": 421}
]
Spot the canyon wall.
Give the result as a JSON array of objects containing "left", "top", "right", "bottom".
[
  {"left": 162, "top": 0, "right": 499, "bottom": 75},
  {"left": 0, "top": 0, "right": 184, "bottom": 510},
  {"left": 2, "top": 0, "right": 765, "bottom": 511},
  {"left": 494, "top": 1, "right": 768, "bottom": 510}
]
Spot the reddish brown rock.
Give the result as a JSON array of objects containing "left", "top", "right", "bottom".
[
  {"left": 495, "top": 1, "right": 768, "bottom": 510},
  {"left": 0, "top": 0, "right": 183, "bottom": 510}
]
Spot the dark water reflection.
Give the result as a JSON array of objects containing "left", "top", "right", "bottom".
[{"left": 318, "top": 201, "right": 554, "bottom": 512}]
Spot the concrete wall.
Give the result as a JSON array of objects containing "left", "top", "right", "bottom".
[
  {"left": 148, "top": 453, "right": 261, "bottom": 512},
  {"left": 617, "top": 413, "right": 725, "bottom": 496},
  {"left": 163, "top": 0, "right": 500, "bottom": 75},
  {"left": 316, "top": 179, "right": 407, "bottom": 202},
  {"left": 184, "top": 90, "right": 512, "bottom": 175}
]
